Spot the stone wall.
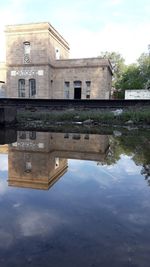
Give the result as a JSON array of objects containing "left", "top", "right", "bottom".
[
  {"left": 5, "top": 22, "right": 69, "bottom": 65},
  {"left": 53, "top": 58, "right": 112, "bottom": 99},
  {"left": 0, "top": 62, "right": 6, "bottom": 82},
  {"left": 6, "top": 65, "right": 53, "bottom": 98}
]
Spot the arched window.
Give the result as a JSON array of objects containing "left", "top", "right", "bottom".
[
  {"left": 29, "top": 79, "right": 36, "bottom": 97},
  {"left": 18, "top": 79, "right": 25, "bottom": 97}
]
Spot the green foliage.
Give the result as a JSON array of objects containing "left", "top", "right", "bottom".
[
  {"left": 100, "top": 49, "right": 150, "bottom": 99},
  {"left": 17, "top": 108, "right": 150, "bottom": 125},
  {"left": 115, "top": 63, "right": 145, "bottom": 96},
  {"left": 100, "top": 51, "right": 126, "bottom": 88},
  {"left": 105, "top": 130, "right": 150, "bottom": 171},
  {"left": 116, "top": 52, "right": 150, "bottom": 98},
  {"left": 138, "top": 53, "right": 150, "bottom": 88}
]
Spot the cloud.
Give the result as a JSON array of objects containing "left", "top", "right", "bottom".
[
  {"left": 68, "top": 21, "right": 150, "bottom": 64},
  {"left": 107, "top": 0, "right": 123, "bottom": 6},
  {"left": 125, "top": 212, "right": 150, "bottom": 226},
  {"left": 0, "top": 230, "right": 14, "bottom": 248},
  {"left": 0, "top": 179, "right": 8, "bottom": 195},
  {"left": 18, "top": 209, "right": 67, "bottom": 237},
  {"left": 0, "top": 155, "right": 8, "bottom": 171},
  {"left": 0, "top": 0, "right": 150, "bottom": 64},
  {"left": 0, "top": 0, "right": 27, "bottom": 60}
]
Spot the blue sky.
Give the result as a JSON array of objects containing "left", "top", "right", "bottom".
[{"left": 0, "top": 0, "right": 150, "bottom": 63}]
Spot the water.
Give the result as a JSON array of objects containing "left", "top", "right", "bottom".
[{"left": 0, "top": 129, "right": 150, "bottom": 267}]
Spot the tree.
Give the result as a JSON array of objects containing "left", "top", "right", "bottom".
[
  {"left": 138, "top": 53, "right": 150, "bottom": 88},
  {"left": 100, "top": 49, "right": 150, "bottom": 99},
  {"left": 100, "top": 51, "right": 126, "bottom": 88},
  {"left": 115, "top": 63, "right": 145, "bottom": 97},
  {"left": 99, "top": 51, "right": 126, "bottom": 98}
]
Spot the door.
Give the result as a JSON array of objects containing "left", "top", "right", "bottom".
[{"left": 74, "top": 87, "right": 81, "bottom": 99}]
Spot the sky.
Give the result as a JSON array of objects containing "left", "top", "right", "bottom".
[{"left": 0, "top": 0, "right": 150, "bottom": 64}]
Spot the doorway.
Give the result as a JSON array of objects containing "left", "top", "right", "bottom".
[
  {"left": 74, "top": 87, "right": 81, "bottom": 99},
  {"left": 74, "top": 81, "right": 82, "bottom": 99}
]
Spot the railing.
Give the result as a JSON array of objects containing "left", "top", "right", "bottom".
[{"left": 0, "top": 98, "right": 149, "bottom": 109}]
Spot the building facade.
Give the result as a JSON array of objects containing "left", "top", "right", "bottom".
[{"left": 0, "top": 22, "right": 113, "bottom": 99}]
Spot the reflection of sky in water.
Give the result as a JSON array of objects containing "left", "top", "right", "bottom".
[
  {"left": 0, "top": 153, "right": 150, "bottom": 266},
  {"left": 0, "top": 154, "right": 8, "bottom": 171}
]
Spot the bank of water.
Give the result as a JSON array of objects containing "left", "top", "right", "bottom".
[{"left": 16, "top": 107, "right": 150, "bottom": 131}]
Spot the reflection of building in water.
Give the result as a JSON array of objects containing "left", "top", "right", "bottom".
[
  {"left": 0, "top": 129, "right": 17, "bottom": 145},
  {"left": 8, "top": 131, "right": 109, "bottom": 190},
  {"left": 49, "top": 132, "right": 109, "bottom": 162},
  {"left": 8, "top": 131, "right": 68, "bottom": 190},
  {"left": 0, "top": 145, "right": 8, "bottom": 154}
]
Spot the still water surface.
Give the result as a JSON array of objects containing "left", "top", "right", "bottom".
[{"left": 0, "top": 129, "right": 150, "bottom": 267}]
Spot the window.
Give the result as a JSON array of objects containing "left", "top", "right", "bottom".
[
  {"left": 24, "top": 41, "right": 30, "bottom": 63},
  {"left": 64, "top": 81, "right": 70, "bottom": 99},
  {"left": 55, "top": 48, "right": 60, "bottom": 59},
  {"left": 86, "top": 81, "right": 91, "bottom": 99},
  {"left": 64, "top": 133, "right": 69, "bottom": 138},
  {"left": 84, "top": 134, "right": 89, "bottom": 140},
  {"left": 18, "top": 79, "right": 25, "bottom": 97},
  {"left": 74, "top": 81, "right": 82, "bottom": 87},
  {"left": 29, "top": 79, "right": 36, "bottom": 97},
  {"left": 19, "top": 131, "right": 26, "bottom": 139},
  {"left": 72, "top": 134, "right": 80, "bottom": 140},
  {"left": 24, "top": 154, "right": 32, "bottom": 173},
  {"left": 55, "top": 158, "right": 59, "bottom": 169},
  {"left": 25, "top": 162, "right": 32, "bottom": 173},
  {"left": 29, "top": 131, "right": 36, "bottom": 140}
]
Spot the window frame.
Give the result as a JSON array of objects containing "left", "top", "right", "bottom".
[
  {"left": 18, "top": 79, "right": 25, "bottom": 98},
  {"left": 29, "top": 78, "right": 36, "bottom": 97}
]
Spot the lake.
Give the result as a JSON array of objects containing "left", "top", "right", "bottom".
[{"left": 0, "top": 128, "right": 150, "bottom": 267}]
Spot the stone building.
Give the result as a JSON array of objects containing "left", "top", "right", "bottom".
[{"left": 0, "top": 22, "right": 113, "bottom": 99}]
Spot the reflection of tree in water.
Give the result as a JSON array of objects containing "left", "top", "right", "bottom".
[
  {"left": 105, "top": 131, "right": 150, "bottom": 182},
  {"left": 141, "top": 164, "right": 150, "bottom": 184},
  {"left": 104, "top": 136, "right": 123, "bottom": 165}
]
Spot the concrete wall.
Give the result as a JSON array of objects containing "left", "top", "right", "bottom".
[{"left": 125, "top": 89, "right": 150, "bottom": 99}]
